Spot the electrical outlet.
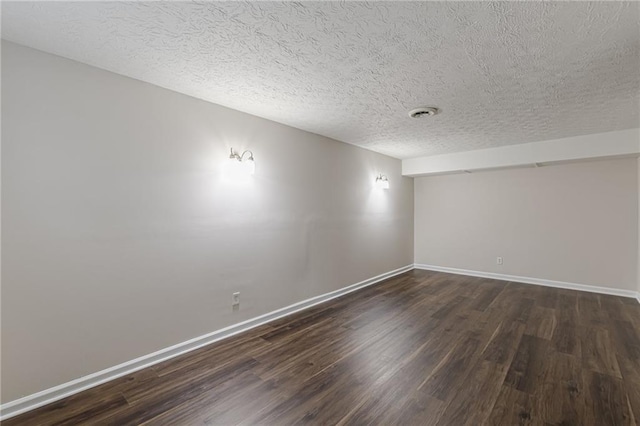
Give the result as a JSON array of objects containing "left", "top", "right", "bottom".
[
  {"left": 496, "top": 256, "right": 503, "bottom": 265},
  {"left": 232, "top": 292, "right": 240, "bottom": 306}
]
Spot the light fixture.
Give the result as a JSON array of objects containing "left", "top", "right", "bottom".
[
  {"left": 227, "top": 148, "right": 255, "bottom": 177},
  {"left": 375, "top": 174, "right": 389, "bottom": 189},
  {"left": 409, "top": 106, "right": 439, "bottom": 118}
]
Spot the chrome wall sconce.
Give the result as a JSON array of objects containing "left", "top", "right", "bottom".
[
  {"left": 375, "top": 174, "right": 389, "bottom": 189},
  {"left": 228, "top": 148, "right": 255, "bottom": 176}
]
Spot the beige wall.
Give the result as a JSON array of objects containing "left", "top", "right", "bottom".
[
  {"left": 415, "top": 158, "right": 638, "bottom": 291},
  {"left": 1, "top": 42, "right": 414, "bottom": 402}
]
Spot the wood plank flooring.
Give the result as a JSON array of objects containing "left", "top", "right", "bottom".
[{"left": 4, "top": 270, "right": 640, "bottom": 425}]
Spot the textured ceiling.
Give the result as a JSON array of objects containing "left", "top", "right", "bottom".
[{"left": 2, "top": 1, "right": 640, "bottom": 159}]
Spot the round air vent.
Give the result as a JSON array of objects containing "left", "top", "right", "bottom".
[{"left": 409, "top": 107, "right": 439, "bottom": 118}]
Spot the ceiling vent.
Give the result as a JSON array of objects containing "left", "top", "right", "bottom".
[{"left": 409, "top": 107, "right": 439, "bottom": 118}]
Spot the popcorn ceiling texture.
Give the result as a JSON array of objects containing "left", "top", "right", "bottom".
[{"left": 2, "top": 1, "right": 639, "bottom": 159}]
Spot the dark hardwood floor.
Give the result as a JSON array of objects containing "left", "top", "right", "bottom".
[{"left": 5, "top": 270, "right": 640, "bottom": 425}]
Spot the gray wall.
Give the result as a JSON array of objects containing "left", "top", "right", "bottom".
[
  {"left": 414, "top": 158, "right": 638, "bottom": 291},
  {"left": 1, "top": 42, "right": 414, "bottom": 402}
]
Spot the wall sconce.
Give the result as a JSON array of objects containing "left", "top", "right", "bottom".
[
  {"left": 375, "top": 174, "right": 389, "bottom": 189},
  {"left": 227, "top": 148, "right": 255, "bottom": 178}
]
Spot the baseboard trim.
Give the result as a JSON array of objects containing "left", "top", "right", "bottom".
[
  {"left": 0, "top": 264, "right": 413, "bottom": 421},
  {"left": 414, "top": 263, "right": 639, "bottom": 300}
]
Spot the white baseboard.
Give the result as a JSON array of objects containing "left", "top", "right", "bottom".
[
  {"left": 414, "top": 263, "right": 640, "bottom": 300},
  {"left": 0, "top": 264, "right": 413, "bottom": 421}
]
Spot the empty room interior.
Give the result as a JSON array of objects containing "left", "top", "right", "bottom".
[{"left": 2, "top": 1, "right": 640, "bottom": 425}]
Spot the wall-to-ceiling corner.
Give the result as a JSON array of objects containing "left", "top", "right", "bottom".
[
  {"left": 1, "top": 40, "right": 414, "bottom": 409},
  {"left": 408, "top": 129, "right": 640, "bottom": 296}
]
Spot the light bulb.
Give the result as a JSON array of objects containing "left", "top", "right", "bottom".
[
  {"left": 225, "top": 158, "right": 248, "bottom": 181},
  {"left": 245, "top": 157, "right": 255, "bottom": 175},
  {"left": 224, "top": 148, "right": 255, "bottom": 182},
  {"left": 375, "top": 175, "right": 389, "bottom": 189}
]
